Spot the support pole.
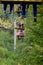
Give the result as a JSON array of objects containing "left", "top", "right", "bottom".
[
  {"left": 10, "top": 12, "right": 17, "bottom": 51},
  {"left": 14, "top": 21, "right": 17, "bottom": 51},
  {"left": 10, "top": 4, "right": 16, "bottom": 51}
]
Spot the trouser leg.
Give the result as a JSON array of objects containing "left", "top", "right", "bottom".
[{"left": 33, "top": 4, "right": 37, "bottom": 22}]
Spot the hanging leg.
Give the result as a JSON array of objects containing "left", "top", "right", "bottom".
[
  {"left": 10, "top": 3, "right": 14, "bottom": 13},
  {"left": 21, "top": 3, "right": 26, "bottom": 19},
  {"left": 26, "top": 4, "right": 29, "bottom": 11},
  {"left": 9, "top": 3, "right": 14, "bottom": 23},
  {"left": 26, "top": 4, "right": 29, "bottom": 17},
  {"left": 17, "top": 4, "right": 21, "bottom": 17},
  {"left": 33, "top": 4, "right": 37, "bottom": 22},
  {"left": 3, "top": 3, "right": 7, "bottom": 21},
  {"left": 3, "top": 3, "right": 7, "bottom": 13}
]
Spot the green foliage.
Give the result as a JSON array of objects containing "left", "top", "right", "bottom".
[
  {"left": 0, "top": 4, "right": 43, "bottom": 65},
  {"left": 17, "top": 4, "right": 43, "bottom": 65},
  {"left": 0, "top": 47, "right": 8, "bottom": 58}
]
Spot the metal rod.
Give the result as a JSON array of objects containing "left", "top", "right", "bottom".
[{"left": 14, "top": 21, "right": 17, "bottom": 51}]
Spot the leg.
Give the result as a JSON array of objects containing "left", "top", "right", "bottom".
[
  {"left": 10, "top": 3, "right": 14, "bottom": 13},
  {"left": 33, "top": 4, "right": 37, "bottom": 22},
  {"left": 21, "top": 3, "right": 26, "bottom": 19},
  {"left": 3, "top": 3, "right": 7, "bottom": 20},
  {"left": 3, "top": 3, "right": 7, "bottom": 13}
]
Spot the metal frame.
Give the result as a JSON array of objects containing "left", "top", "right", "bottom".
[{"left": 0, "top": 1, "right": 42, "bottom": 4}]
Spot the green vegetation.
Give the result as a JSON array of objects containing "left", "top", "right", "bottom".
[{"left": 0, "top": 4, "right": 43, "bottom": 65}]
